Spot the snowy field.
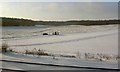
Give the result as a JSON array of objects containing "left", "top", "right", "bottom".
[
  {"left": 1, "top": 25, "right": 119, "bottom": 70},
  {"left": 2, "top": 25, "right": 118, "bottom": 55}
]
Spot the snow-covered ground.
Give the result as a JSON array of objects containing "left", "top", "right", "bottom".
[
  {"left": 1, "top": 52, "right": 118, "bottom": 70},
  {"left": 3, "top": 25, "right": 118, "bottom": 55},
  {"left": 1, "top": 53, "right": 90, "bottom": 70},
  {"left": 2, "top": 25, "right": 118, "bottom": 39},
  {"left": 1, "top": 25, "right": 119, "bottom": 70}
]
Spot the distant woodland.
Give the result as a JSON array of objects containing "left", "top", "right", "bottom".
[{"left": 0, "top": 17, "right": 119, "bottom": 26}]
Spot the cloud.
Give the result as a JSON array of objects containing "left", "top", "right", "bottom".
[
  {"left": 46, "top": 3, "right": 59, "bottom": 12},
  {"left": 1, "top": 2, "right": 118, "bottom": 21},
  {"left": 0, "top": 3, "right": 2, "bottom": 16}
]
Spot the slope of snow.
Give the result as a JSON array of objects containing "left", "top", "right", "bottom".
[{"left": 1, "top": 52, "right": 118, "bottom": 70}]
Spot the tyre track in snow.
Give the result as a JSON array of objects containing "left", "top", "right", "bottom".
[{"left": 10, "top": 32, "right": 117, "bottom": 47}]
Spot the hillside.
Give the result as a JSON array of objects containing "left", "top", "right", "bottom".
[{"left": 0, "top": 17, "right": 119, "bottom": 26}]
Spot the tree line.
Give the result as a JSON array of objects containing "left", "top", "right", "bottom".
[{"left": 0, "top": 17, "right": 119, "bottom": 26}]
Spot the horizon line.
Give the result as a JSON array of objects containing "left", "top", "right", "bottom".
[{"left": 1, "top": 16, "right": 119, "bottom": 22}]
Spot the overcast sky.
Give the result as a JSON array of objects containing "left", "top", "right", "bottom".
[{"left": 0, "top": 1, "right": 119, "bottom": 21}]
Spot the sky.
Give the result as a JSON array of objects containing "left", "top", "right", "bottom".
[
  {"left": 0, "top": 0, "right": 119, "bottom": 2},
  {"left": 0, "top": 0, "right": 119, "bottom": 21}
]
